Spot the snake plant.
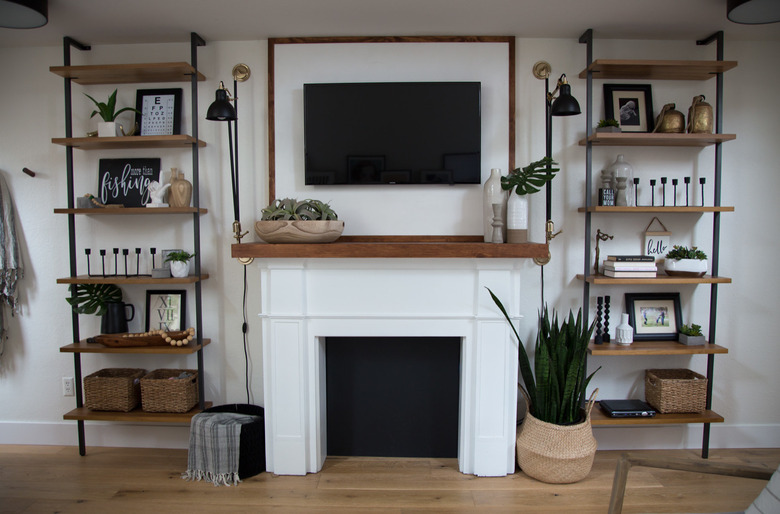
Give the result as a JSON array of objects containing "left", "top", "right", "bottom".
[
  {"left": 487, "top": 287, "right": 599, "bottom": 425},
  {"left": 260, "top": 198, "right": 339, "bottom": 221}
]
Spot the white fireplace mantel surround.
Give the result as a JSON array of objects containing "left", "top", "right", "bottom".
[{"left": 259, "top": 258, "right": 524, "bottom": 476}]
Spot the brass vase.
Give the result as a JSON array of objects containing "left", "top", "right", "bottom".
[
  {"left": 687, "top": 95, "right": 713, "bottom": 134},
  {"left": 168, "top": 168, "right": 193, "bottom": 208},
  {"left": 653, "top": 103, "right": 685, "bottom": 133}
]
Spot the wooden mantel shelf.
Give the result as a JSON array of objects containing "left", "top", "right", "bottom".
[{"left": 232, "top": 235, "right": 549, "bottom": 259}]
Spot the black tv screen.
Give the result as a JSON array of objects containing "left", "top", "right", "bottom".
[{"left": 303, "top": 82, "right": 481, "bottom": 185}]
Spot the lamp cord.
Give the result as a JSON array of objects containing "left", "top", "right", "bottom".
[{"left": 242, "top": 263, "right": 250, "bottom": 404}]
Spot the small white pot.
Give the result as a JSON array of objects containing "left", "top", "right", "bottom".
[
  {"left": 169, "top": 260, "right": 189, "bottom": 278},
  {"left": 664, "top": 258, "right": 708, "bottom": 277},
  {"left": 98, "top": 121, "right": 118, "bottom": 137}
]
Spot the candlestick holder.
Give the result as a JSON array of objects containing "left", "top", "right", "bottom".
[
  {"left": 122, "top": 249, "right": 129, "bottom": 277},
  {"left": 700, "top": 177, "right": 706, "bottom": 206},
  {"left": 603, "top": 295, "right": 611, "bottom": 343},
  {"left": 672, "top": 179, "right": 678, "bottom": 206},
  {"left": 650, "top": 179, "right": 656, "bottom": 206},
  {"left": 660, "top": 177, "right": 667, "bottom": 207},
  {"left": 84, "top": 248, "right": 93, "bottom": 277},
  {"left": 684, "top": 176, "right": 691, "bottom": 206},
  {"left": 595, "top": 296, "right": 603, "bottom": 345},
  {"left": 100, "top": 249, "right": 107, "bottom": 277},
  {"left": 633, "top": 178, "right": 639, "bottom": 206}
]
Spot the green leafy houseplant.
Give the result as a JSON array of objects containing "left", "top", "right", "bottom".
[
  {"left": 665, "top": 245, "right": 707, "bottom": 260},
  {"left": 487, "top": 288, "right": 599, "bottom": 425},
  {"left": 260, "top": 198, "right": 339, "bottom": 221},
  {"left": 680, "top": 323, "right": 703, "bottom": 336},
  {"left": 66, "top": 283, "right": 122, "bottom": 316},
  {"left": 164, "top": 250, "right": 195, "bottom": 263},
  {"left": 84, "top": 89, "right": 140, "bottom": 122},
  {"left": 501, "top": 157, "right": 560, "bottom": 196}
]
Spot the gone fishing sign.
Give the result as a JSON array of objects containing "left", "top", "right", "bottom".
[{"left": 98, "top": 158, "right": 161, "bottom": 207}]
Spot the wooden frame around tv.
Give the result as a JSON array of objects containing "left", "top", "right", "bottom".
[{"left": 266, "top": 36, "right": 516, "bottom": 205}]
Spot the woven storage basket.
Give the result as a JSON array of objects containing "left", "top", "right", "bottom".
[
  {"left": 140, "top": 369, "right": 198, "bottom": 413},
  {"left": 84, "top": 368, "right": 145, "bottom": 412},
  {"left": 515, "top": 390, "right": 598, "bottom": 484},
  {"left": 645, "top": 368, "right": 707, "bottom": 413}
]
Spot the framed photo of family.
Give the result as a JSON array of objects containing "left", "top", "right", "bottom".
[
  {"left": 625, "top": 292, "right": 681, "bottom": 341},
  {"left": 604, "top": 84, "right": 654, "bottom": 133}
]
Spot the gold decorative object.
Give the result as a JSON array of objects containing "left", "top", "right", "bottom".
[
  {"left": 168, "top": 168, "right": 193, "bottom": 208},
  {"left": 687, "top": 95, "right": 713, "bottom": 134},
  {"left": 653, "top": 103, "right": 685, "bottom": 133},
  {"left": 594, "top": 229, "right": 614, "bottom": 274}
]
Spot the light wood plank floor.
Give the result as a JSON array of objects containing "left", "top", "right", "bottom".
[{"left": 0, "top": 446, "right": 778, "bottom": 513}]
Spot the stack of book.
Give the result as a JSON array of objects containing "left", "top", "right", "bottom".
[{"left": 602, "top": 255, "right": 657, "bottom": 278}]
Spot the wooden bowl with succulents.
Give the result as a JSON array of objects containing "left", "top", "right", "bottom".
[
  {"left": 255, "top": 198, "right": 344, "bottom": 243},
  {"left": 663, "top": 245, "right": 708, "bottom": 277}
]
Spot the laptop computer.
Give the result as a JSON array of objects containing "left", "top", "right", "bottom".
[{"left": 599, "top": 399, "right": 657, "bottom": 418}]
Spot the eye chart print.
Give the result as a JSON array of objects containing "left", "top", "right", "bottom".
[{"left": 135, "top": 88, "right": 182, "bottom": 136}]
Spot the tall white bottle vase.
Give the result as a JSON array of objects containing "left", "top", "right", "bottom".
[
  {"left": 483, "top": 168, "right": 507, "bottom": 242},
  {"left": 608, "top": 154, "right": 634, "bottom": 206},
  {"left": 506, "top": 189, "right": 529, "bottom": 244}
]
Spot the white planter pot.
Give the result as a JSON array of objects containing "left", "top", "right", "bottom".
[
  {"left": 98, "top": 121, "right": 118, "bottom": 137},
  {"left": 664, "top": 258, "right": 707, "bottom": 277},
  {"left": 169, "top": 260, "right": 189, "bottom": 278}
]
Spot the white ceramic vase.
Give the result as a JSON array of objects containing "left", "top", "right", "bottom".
[
  {"left": 170, "top": 260, "right": 189, "bottom": 278},
  {"left": 483, "top": 168, "right": 506, "bottom": 242},
  {"left": 506, "top": 189, "right": 529, "bottom": 243},
  {"left": 664, "top": 258, "right": 708, "bottom": 277},
  {"left": 607, "top": 154, "right": 633, "bottom": 206},
  {"left": 615, "top": 313, "right": 633, "bottom": 346}
]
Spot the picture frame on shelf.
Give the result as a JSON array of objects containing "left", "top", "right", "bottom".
[
  {"left": 97, "top": 158, "right": 161, "bottom": 207},
  {"left": 604, "top": 84, "right": 654, "bottom": 133},
  {"left": 145, "top": 289, "right": 186, "bottom": 331},
  {"left": 625, "top": 292, "right": 681, "bottom": 341},
  {"left": 135, "top": 88, "right": 182, "bottom": 136}
]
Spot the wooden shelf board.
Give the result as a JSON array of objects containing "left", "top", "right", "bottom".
[
  {"left": 579, "top": 205, "right": 734, "bottom": 213},
  {"left": 578, "top": 59, "right": 738, "bottom": 80},
  {"left": 50, "top": 62, "right": 206, "bottom": 84},
  {"left": 57, "top": 274, "right": 209, "bottom": 285},
  {"left": 232, "top": 235, "right": 549, "bottom": 259},
  {"left": 60, "top": 339, "right": 211, "bottom": 354},
  {"left": 592, "top": 406, "right": 724, "bottom": 426},
  {"left": 589, "top": 340, "right": 727, "bottom": 356},
  {"left": 63, "top": 403, "right": 212, "bottom": 423},
  {"left": 577, "top": 274, "right": 731, "bottom": 285},
  {"left": 52, "top": 135, "right": 206, "bottom": 150},
  {"left": 54, "top": 206, "right": 207, "bottom": 215},
  {"left": 579, "top": 132, "right": 736, "bottom": 147}
]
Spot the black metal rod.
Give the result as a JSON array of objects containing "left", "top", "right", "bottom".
[{"left": 579, "top": 28, "right": 594, "bottom": 324}]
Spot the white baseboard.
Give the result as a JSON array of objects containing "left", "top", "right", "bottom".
[
  {"left": 0, "top": 421, "right": 190, "bottom": 449},
  {"left": 2, "top": 421, "right": 778, "bottom": 452}
]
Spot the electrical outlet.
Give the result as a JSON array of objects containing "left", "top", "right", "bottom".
[{"left": 62, "top": 377, "right": 75, "bottom": 397}]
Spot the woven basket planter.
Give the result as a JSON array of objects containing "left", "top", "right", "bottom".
[
  {"left": 645, "top": 369, "right": 707, "bottom": 414},
  {"left": 515, "top": 404, "right": 598, "bottom": 484},
  {"left": 140, "top": 369, "right": 198, "bottom": 413},
  {"left": 84, "top": 368, "right": 145, "bottom": 412}
]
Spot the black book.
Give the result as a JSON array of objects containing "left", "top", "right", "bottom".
[{"left": 606, "top": 255, "right": 656, "bottom": 262}]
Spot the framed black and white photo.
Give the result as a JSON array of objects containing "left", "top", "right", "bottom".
[
  {"left": 135, "top": 88, "right": 182, "bottom": 136},
  {"left": 145, "top": 290, "right": 186, "bottom": 331},
  {"left": 625, "top": 292, "right": 681, "bottom": 341},
  {"left": 604, "top": 84, "right": 654, "bottom": 133}
]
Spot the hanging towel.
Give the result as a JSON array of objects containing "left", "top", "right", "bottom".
[
  {"left": 0, "top": 173, "right": 22, "bottom": 361},
  {"left": 183, "top": 411, "right": 259, "bottom": 486}
]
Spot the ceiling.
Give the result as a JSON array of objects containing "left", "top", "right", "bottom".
[{"left": 1, "top": 0, "right": 778, "bottom": 48}]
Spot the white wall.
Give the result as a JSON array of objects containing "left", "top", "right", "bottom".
[{"left": 0, "top": 34, "right": 778, "bottom": 451}]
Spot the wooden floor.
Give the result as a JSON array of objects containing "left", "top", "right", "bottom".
[{"left": 0, "top": 446, "right": 778, "bottom": 513}]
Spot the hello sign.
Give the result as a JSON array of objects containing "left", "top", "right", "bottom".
[{"left": 644, "top": 217, "right": 671, "bottom": 260}]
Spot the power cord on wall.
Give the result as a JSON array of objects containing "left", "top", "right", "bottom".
[{"left": 242, "top": 264, "right": 250, "bottom": 404}]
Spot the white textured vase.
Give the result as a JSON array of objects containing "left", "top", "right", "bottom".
[
  {"left": 615, "top": 313, "right": 633, "bottom": 345},
  {"left": 506, "top": 190, "right": 529, "bottom": 243},
  {"left": 483, "top": 168, "right": 506, "bottom": 242},
  {"left": 98, "top": 121, "right": 118, "bottom": 137},
  {"left": 607, "top": 154, "right": 634, "bottom": 206},
  {"left": 170, "top": 260, "right": 189, "bottom": 278}
]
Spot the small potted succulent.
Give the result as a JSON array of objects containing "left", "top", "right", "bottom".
[
  {"left": 255, "top": 198, "right": 343, "bottom": 243},
  {"left": 164, "top": 250, "right": 196, "bottom": 278},
  {"left": 84, "top": 89, "right": 140, "bottom": 137},
  {"left": 663, "top": 245, "right": 708, "bottom": 277},
  {"left": 679, "top": 323, "right": 706, "bottom": 346},
  {"left": 596, "top": 119, "right": 621, "bottom": 133}
]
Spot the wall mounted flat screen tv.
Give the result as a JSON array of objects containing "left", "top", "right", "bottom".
[{"left": 304, "top": 82, "right": 481, "bottom": 185}]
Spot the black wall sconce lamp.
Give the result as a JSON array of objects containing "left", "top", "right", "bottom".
[
  {"left": 0, "top": 0, "right": 47, "bottom": 28},
  {"left": 206, "top": 63, "right": 253, "bottom": 264},
  {"left": 531, "top": 61, "right": 581, "bottom": 267},
  {"left": 727, "top": 0, "right": 780, "bottom": 24}
]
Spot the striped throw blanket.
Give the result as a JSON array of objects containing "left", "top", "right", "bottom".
[{"left": 183, "top": 411, "right": 259, "bottom": 486}]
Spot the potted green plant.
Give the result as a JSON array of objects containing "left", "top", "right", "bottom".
[
  {"left": 679, "top": 323, "right": 706, "bottom": 346},
  {"left": 501, "top": 157, "right": 560, "bottom": 243},
  {"left": 255, "top": 198, "right": 344, "bottom": 243},
  {"left": 84, "top": 89, "right": 140, "bottom": 137},
  {"left": 66, "top": 283, "right": 135, "bottom": 334},
  {"left": 596, "top": 118, "right": 621, "bottom": 133},
  {"left": 487, "top": 288, "right": 600, "bottom": 484},
  {"left": 164, "top": 250, "right": 195, "bottom": 278},
  {"left": 663, "top": 245, "right": 708, "bottom": 277}
]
